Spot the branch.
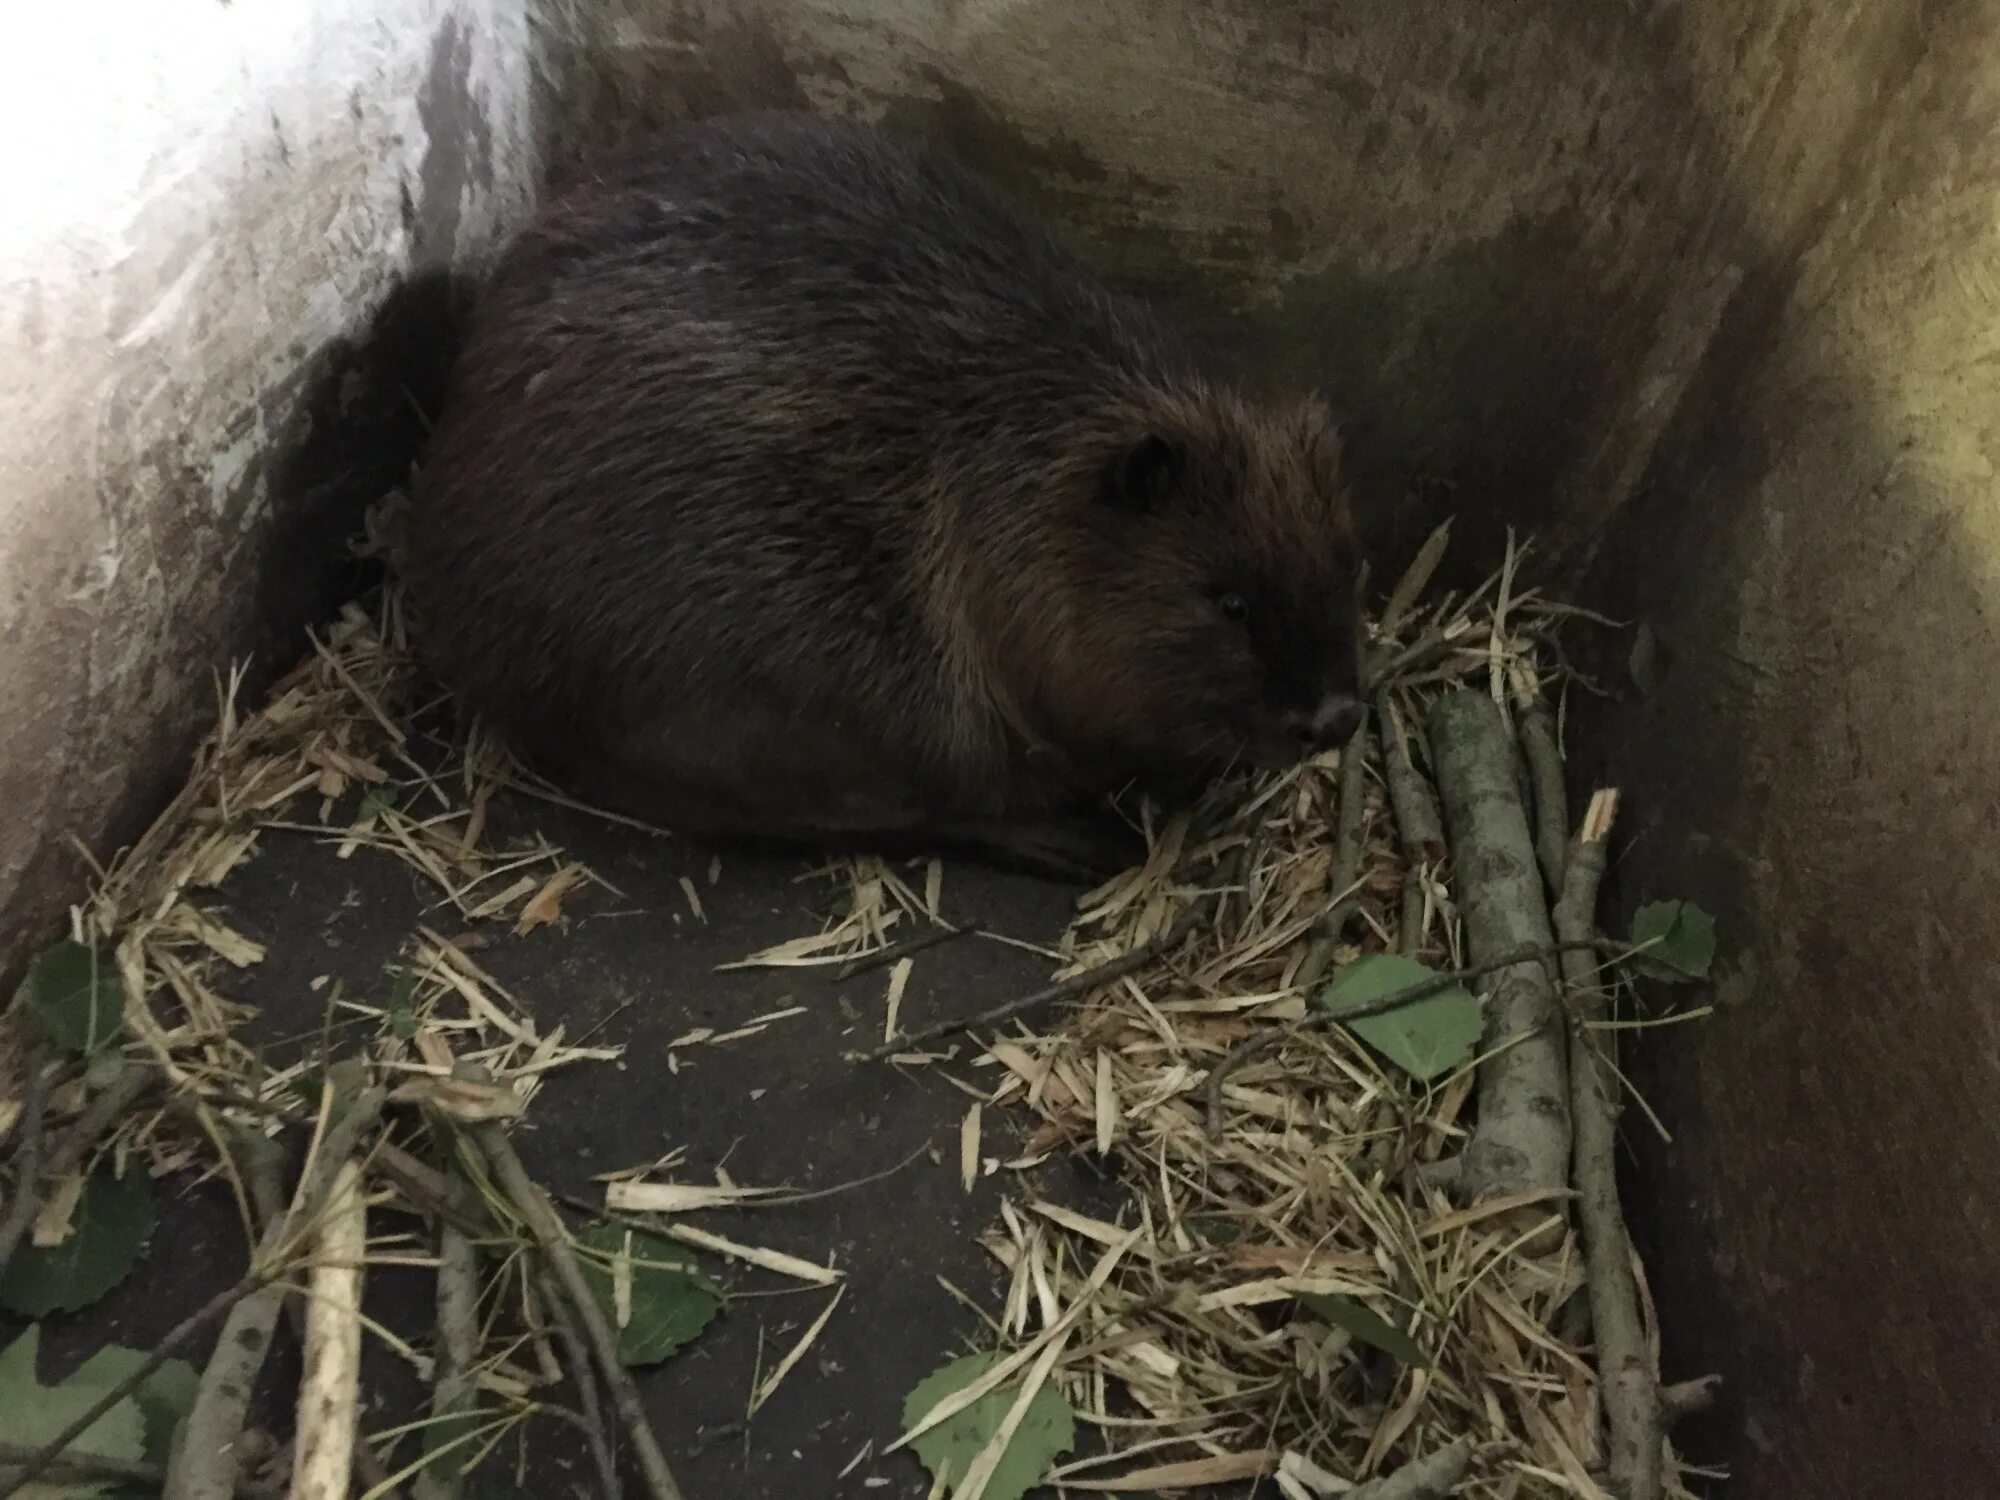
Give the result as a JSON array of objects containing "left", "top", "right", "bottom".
[
  {"left": 1556, "top": 789, "right": 1667, "bottom": 1500},
  {"left": 291, "top": 1161, "right": 367, "bottom": 1500},
  {"left": 1345, "top": 1435, "right": 1475, "bottom": 1500},
  {"left": 232, "top": 1117, "right": 405, "bottom": 1500},
  {"left": 0, "top": 1045, "right": 54, "bottom": 1272},
  {"left": 412, "top": 1164, "right": 483, "bottom": 1500},
  {"left": 1365, "top": 628, "right": 1457, "bottom": 690},
  {"left": 1375, "top": 693, "right": 1446, "bottom": 957},
  {"left": 45, "top": 1060, "right": 156, "bottom": 1182},
  {"left": 834, "top": 923, "right": 977, "bottom": 981},
  {"left": 166, "top": 1082, "right": 386, "bottom": 1500},
  {"left": 0, "top": 1445, "right": 281, "bottom": 1499},
  {"left": 854, "top": 902, "right": 1203, "bottom": 1062},
  {"left": 0, "top": 1087, "right": 384, "bottom": 1500},
  {"left": 537, "top": 1269, "right": 619, "bottom": 1500},
  {"left": 1296, "top": 719, "right": 1375, "bottom": 989},
  {"left": 1517, "top": 700, "right": 1569, "bottom": 896},
  {"left": 1661, "top": 1375, "right": 1720, "bottom": 1425},
  {"left": 469, "top": 1121, "right": 687, "bottom": 1500},
  {"left": 1428, "top": 688, "right": 1570, "bottom": 1229}
]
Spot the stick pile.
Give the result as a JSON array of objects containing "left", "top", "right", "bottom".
[{"left": 866, "top": 532, "right": 1713, "bottom": 1498}]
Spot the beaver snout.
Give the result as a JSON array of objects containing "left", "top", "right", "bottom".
[{"left": 1285, "top": 694, "right": 1366, "bottom": 754}]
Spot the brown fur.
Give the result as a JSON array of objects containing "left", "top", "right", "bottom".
[{"left": 403, "top": 114, "right": 1364, "bottom": 870}]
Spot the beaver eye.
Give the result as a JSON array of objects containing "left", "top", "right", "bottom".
[{"left": 1216, "top": 591, "right": 1250, "bottom": 624}]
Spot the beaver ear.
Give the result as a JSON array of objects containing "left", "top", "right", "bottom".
[
  {"left": 1298, "top": 396, "right": 1343, "bottom": 474},
  {"left": 1100, "top": 434, "right": 1184, "bottom": 512}
]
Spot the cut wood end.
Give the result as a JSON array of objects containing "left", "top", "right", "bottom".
[{"left": 1579, "top": 788, "right": 1621, "bottom": 843}]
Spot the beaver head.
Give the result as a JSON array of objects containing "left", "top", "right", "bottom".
[{"left": 979, "top": 383, "right": 1365, "bottom": 789}]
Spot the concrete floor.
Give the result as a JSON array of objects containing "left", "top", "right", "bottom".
[{"left": 19, "top": 783, "right": 1105, "bottom": 1498}]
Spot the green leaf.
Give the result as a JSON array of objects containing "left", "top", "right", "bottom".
[
  {"left": 1319, "top": 954, "right": 1482, "bottom": 1082},
  {"left": 1296, "top": 1292, "right": 1429, "bottom": 1367},
  {"left": 1186, "top": 1216, "right": 1241, "bottom": 1247},
  {"left": 385, "top": 970, "right": 420, "bottom": 1041},
  {"left": 0, "top": 1172, "right": 158, "bottom": 1317},
  {"left": 1628, "top": 900, "right": 1717, "bottom": 983},
  {"left": 574, "top": 1223, "right": 722, "bottom": 1366},
  {"left": 902, "top": 1352, "right": 1076, "bottom": 1500},
  {"left": 63, "top": 1344, "right": 197, "bottom": 1465},
  {"left": 0, "top": 1326, "right": 149, "bottom": 1499},
  {"left": 14, "top": 941, "right": 125, "bottom": 1056}
]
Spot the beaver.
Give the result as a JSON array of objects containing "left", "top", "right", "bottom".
[{"left": 403, "top": 114, "right": 1365, "bottom": 876}]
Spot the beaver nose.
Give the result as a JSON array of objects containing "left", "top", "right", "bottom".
[{"left": 1294, "top": 694, "right": 1365, "bottom": 752}]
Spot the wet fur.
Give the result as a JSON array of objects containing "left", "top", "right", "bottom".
[{"left": 404, "top": 114, "right": 1362, "bottom": 863}]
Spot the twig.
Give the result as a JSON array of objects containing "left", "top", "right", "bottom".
[
  {"left": 855, "top": 902, "right": 1204, "bottom": 1062},
  {"left": 1375, "top": 693, "right": 1446, "bottom": 956},
  {"left": 1661, "top": 1375, "right": 1721, "bottom": 1424},
  {"left": 1429, "top": 688, "right": 1571, "bottom": 1227},
  {"left": 1345, "top": 1436, "right": 1475, "bottom": 1500},
  {"left": 1518, "top": 700, "right": 1569, "bottom": 895},
  {"left": 1365, "top": 628, "right": 1457, "bottom": 690},
  {"left": 537, "top": 1269, "right": 620, "bottom": 1500},
  {"left": 375, "top": 1139, "right": 489, "bottom": 1237},
  {"left": 40, "top": 1058, "right": 155, "bottom": 1184},
  {"left": 1556, "top": 789, "right": 1666, "bottom": 1500},
  {"left": 413, "top": 1165, "right": 484, "bottom": 1500},
  {"left": 470, "top": 1121, "right": 687, "bottom": 1500},
  {"left": 0, "top": 1044, "right": 54, "bottom": 1273},
  {"left": 1222, "top": 806, "right": 1273, "bottom": 939},
  {"left": 0, "top": 1285, "right": 250, "bottom": 1500},
  {"left": 1204, "top": 940, "right": 1607, "bottom": 1139},
  {"left": 292, "top": 1160, "right": 367, "bottom": 1500},
  {"left": 1297, "top": 719, "right": 1375, "bottom": 989},
  {"left": 0, "top": 1089, "right": 385, "bottom": 1500},
  {"left": 834, "top": 924, "right": 977, "bottom": 981},
  {"left": 231, "top": 1117, "right": 405, "bottom": 1500},
  {"left": 166, "top": 1083, "right": 388, "bottom": 1500},
  {"left": 0, "top": 1446, "right": 281, "bottom": 1499}
]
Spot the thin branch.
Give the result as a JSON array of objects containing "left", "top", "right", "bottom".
[
  {"left": 1297, "top": 719, "right": 1375, "bottom": 989},
  {"left": 1518, "top": 700, "right": 1569, "bottom": 896},
  {"left": 232, "top": 1117, "right": 405, "bottom": 1500},
  {"left": 1365, "top": 628, "right": 1458, "bottom": 690},
  {"left": 0, "top": 1087, "right": 384, "bottom": 1500},
  {"left": 166, "top": 1084, "right": 387, "bottom": 1500},
  {"left": 0, "top": 1446, "right": 281, "bottom": 1500},
  {"left": 1345, "top": 1435, "right": 1476, "bottom": 1500},
  {"left": 536, "top": 1269, "right": 619, "bottom": 1500},
  {"left": 1556, "top": 788, "right": 1666, "bottom": 1500},
  {"left": 854, "top": 902, "right": 1204, "bottom": 1062},
  {"left": 1429, "top": 688, "right": 1570, "bottom": 1223},
  {"left": 41, "top": 1059, "right": 155, "bottom": 1185},
  {"left": 292, "top": 1161, "right": 368, "bottom": 1500},
  {"left": 412, "top": 1167, "right": 483, "bottom": 1500},
  {"left": 469, "top": 1122, "right": 687, "bottom": 1500},
  {"left": 834, "top": 924, "right": 978, "bottom": 982},
  {"left": 0, "top": 1045, "right": 55, "bottom": 1272},
  {"left": 1661, "top": 1375, "right": 1721, "bottom": 1425},
  {"left": 1375, "top": 692, "right": 1446, "bottom": 956}
]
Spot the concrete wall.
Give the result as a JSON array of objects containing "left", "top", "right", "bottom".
[
  {"left": 5, "top": 0, "right": 1997, "bottom": 1491},
  {"left": 0, "top": 0, "right": 541, "bottom": 970},
  {"left": 1580, "top": 5, "right": 2000, "bottom": 1492}
]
